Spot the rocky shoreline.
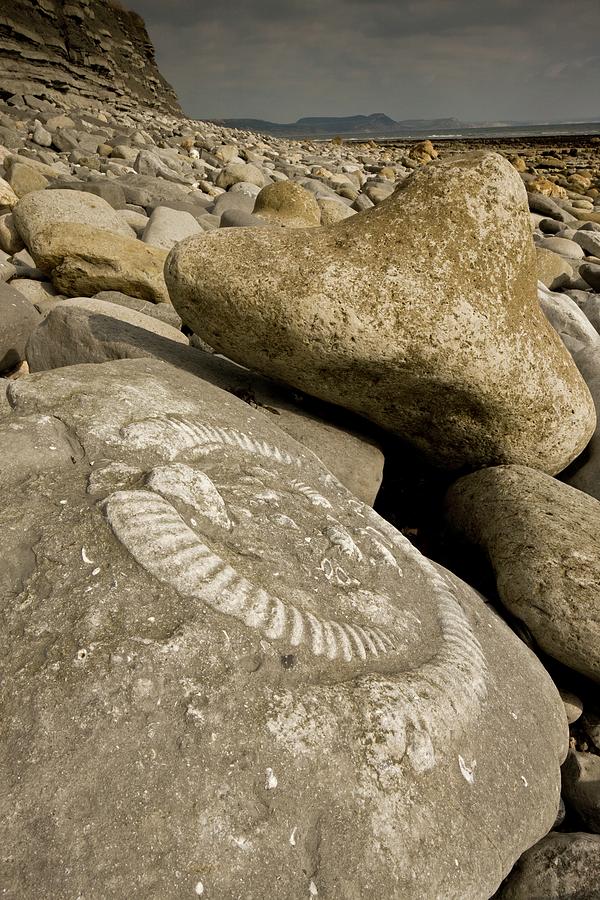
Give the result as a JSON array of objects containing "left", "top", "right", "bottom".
[{"left": 1, "top": 84, "right": 600, "bottom": 899}]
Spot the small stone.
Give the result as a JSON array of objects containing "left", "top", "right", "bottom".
[
  {"left": 32, "top": 121, "right": 52, "bottom": 148},
  {"left": 0, "top": 176, "right": 19, "bottom": 209},
  {"left": 7, "top": 162, "right": 49, "bottom": 198},
  {"left": 580, "top": 263, "right": 600, "bottom": 292},
  {"left": 317, "top": 198, "right": 356, "bottom": 225},
  {"left": 537, "top": 235, "right": 584, "bottom": 259},
  {"left": 535, "top": 247, "right": 573, "bottom": 290},
  {"left": 0, "top": 213, "right": 25, "bottom": 255},
  {"left": 215, "top": 162, "right": 270, "bottom": 190}
]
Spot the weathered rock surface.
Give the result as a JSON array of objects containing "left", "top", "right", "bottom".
[
  {"left": 22, "top": 303, "right": 384, "bottom": 504},
  {"left": 538, "top": 284, "right": 600, "bottom": 501},
  {"left": 94, "top": 290, "right": 182, "bottom": 329},
  {"left": 166, "top": 152, "right": 594, "bottom": 473},
  {"left": 26, "top": 297, "right": 188, "bottom": 372},
  {"left": 142, "top": 206, "right": 203, "bottom": 251},
  {"left": 496, "top": 832, "right": 600, "bottom": 899},
  {"left": 0, "top": 358, "right": 567, "bottom": 899},
  {"left": 445, "top": 464, "right": 600, "bottom": 682},
  {"left": 535, "top": 247, "right": 573, "bottom": 290},
  {"left": 253, "top": 181, "right": 321, "bottom": 227},
  {"left": 23, "top": 223, "right": 170, "bottom": 303},
  {"left": 0, "top": 0, "right": 181, "bottom": 114},
  {"left": 0, "top": 281, "right": 42, "bottom": 373},
  {"left": 13, "top": 189, "right": 134, "bottom": 263},
  {"left": 562, "top": 751, "right": 600, "bottom": 833}
]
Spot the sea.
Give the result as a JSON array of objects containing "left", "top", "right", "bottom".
[{"left": 337, "top": 121, "right": 600, "bottom": 143}]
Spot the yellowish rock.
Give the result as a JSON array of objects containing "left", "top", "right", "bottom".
[
  {"left": 166, "top": 151, "right": 595, "bottom": 473},
  {"left": 254, "top": 181, "right": 321, "bottom": 228},
  {"left": 0, "top": 176, "right": 19, "bottom": 209},
  {"left": 527, "top": 176, "right": 568, "bottom": 199},
  {"left": 32, "top": 224, "right": 170, "bottom": 304}
]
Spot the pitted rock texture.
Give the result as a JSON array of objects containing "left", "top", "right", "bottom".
[
  {"left": 0, "top": 358, "right": 567, "bottom": 899},
  {"left": 445, "top": 464, "right": 600, "bottom": 682},
  {"left": 166, "top": 151, "right": 595, "bottom": 474},
  {"left": 0, "top": 0, "right": 181, "bottom": 113}
]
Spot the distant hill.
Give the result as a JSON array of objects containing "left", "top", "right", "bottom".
[{"left": 209, "top": 113, "right": 466, "bottom": 138}]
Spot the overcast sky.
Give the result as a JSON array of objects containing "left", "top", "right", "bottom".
[{"left": 126, "top": 0, "right": 600, "bottom": 124}]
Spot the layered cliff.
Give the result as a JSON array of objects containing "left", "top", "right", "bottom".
[{"left": 0, "top": 0, "right": 181, "bottom": 114}]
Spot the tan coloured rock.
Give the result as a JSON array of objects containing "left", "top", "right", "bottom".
[
  {"left": 253, "top": 181, "right": 321, "bottom": 228},
  {"left": 535, "top": 247, "right": 573, "bottom": 290},
  {"left": 317, "top": 198, "right": 356, "bottom": 225},
  {"left": 445, "top": 464, "right": 600, "bottom": 683},
  {"left": 13, "top": 189, "right": 134, "bottom": 260},
  {"left": 527, "top": 176, "right": 568, "bottom": 199},
  {"left": 0, "top": 213, "right": 24, "bottom": 255},
  {"left": 215, "top": 162, "right": 269, "bottom": 190},
  {"left": 7, "top": 163, "right": 49, "bottom": 198},
  {"left": 0, "top": 176, "right": 18, "bottom": 209},
  {"left": 30, "top": 224, "right": 170, "bottom": 304},
  {"left": 166, "top": 152, "right": 595, "bottom": 473}
]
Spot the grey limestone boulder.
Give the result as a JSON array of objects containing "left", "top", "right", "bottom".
[
  {"left": 141, "top": 206, "right": 203, "bottom": 251},
  {"left": 22, "top": 300, "right": 383, "bottom": 505},
  {"left": 0, "top": 281, "right": 42, "bottom": 373},
  {"left": 496, "top": 832, "right": 600, "bottom": 900},
  {"left": 0, "top": 358, "right": 567, "bottom": 899}
]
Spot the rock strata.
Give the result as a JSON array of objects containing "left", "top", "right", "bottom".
[{"left": 0, "top": 0, "right": 180, "bottom": 114}]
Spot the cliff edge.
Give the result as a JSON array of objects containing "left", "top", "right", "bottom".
[{"left": 0, "top": 0, "right": 181, "bottom": 114}]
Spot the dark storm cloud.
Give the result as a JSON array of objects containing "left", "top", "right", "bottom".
[{"left": 126, "top": 0, "right": 600, "bottom": 123}]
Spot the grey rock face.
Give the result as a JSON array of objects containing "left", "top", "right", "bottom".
[
  {"left": 0, "top": 0, "right": 181, "bottom": 114},
  {"left": 445, "top": 464, "right": 600, "bottom": 682},
  {"left": 142, "top": 206, "right": 203, "bottom": 251},
  {"left": 496, "top": 832, "right": 600, "bottom": 900},
  {"left": 562, "top": 751, "right": 600, "bottom": 833},
  {"left": 581, "top": 263, "right": 600, "bottom": 292},
  {"left": 26, "top": 297, "right": 188, "bottom": 373},
  {"left": 538, "top": 284, "right": 600, "bottom": 502},
  {"left": 574, "top": 229, "right": 600, "bottom": 258},
  {"left": 0, "top": 358, "right": 567, "bottom": 899},
  {"left": 0, "top": 281, "right": 42, "bottom": 373},
  {"left": 537, "top": 235, "right": 584, "bottom": 258},
  {"left": 93, "top": 291, "right": 182, "bottom": 329},
  {"left": 22, "top": 302, "right": 383, "bottom": 504}
]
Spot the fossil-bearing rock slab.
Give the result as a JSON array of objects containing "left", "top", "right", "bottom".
[
  {"left": 0, "top": 358, "right": 567, "bottom": 899},
  {"left": 165, "top": 151, "right": 594, "bottom": 473},
  {"left": 22, "top": 300, "right": 384, "bottom": 505},
  {"left": 445, "top": 464, "right": 600, "bottom": 682}
]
